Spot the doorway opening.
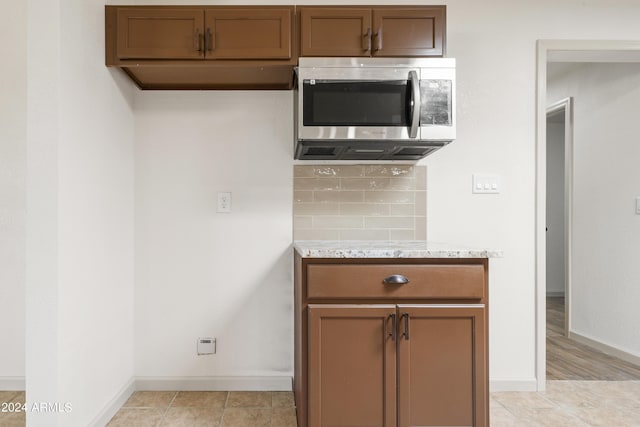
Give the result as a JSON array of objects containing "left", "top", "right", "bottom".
[
  {"left": 545, "top": 97, "right": 572, "bottom": 381},
  {"left": 545, "top": 97, "right": 572, "bottom": 341},
  {"left": 537, "top": 40, "right": 640, "bottom": 390}
]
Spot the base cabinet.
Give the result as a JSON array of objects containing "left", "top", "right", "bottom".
[
  {"left": 295, "top": 257, "right": 489, "bottom": 427},
  {"left": 397, "top": 305, "right": 486, "bottom": 427},
  {"left": 308, "top": 305, "right": 397, "bottom": 427}
]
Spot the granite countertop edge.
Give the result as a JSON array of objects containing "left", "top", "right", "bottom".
[{"left": 294, "top": 240, "right": 503, "bottom": 259}]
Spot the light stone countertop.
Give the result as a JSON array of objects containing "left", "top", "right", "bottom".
[{"left": 294, "top": 240, "right": 502, "bottom": 259}]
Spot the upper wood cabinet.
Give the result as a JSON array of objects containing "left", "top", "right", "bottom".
[
  {"left": 116, "top": 8, "right": 204, "bottom": 60},
  {"left": 299, "top": 6, "right": 446, "bottom": 57},
  {"left": 114, "top": 7, "right": 292, "bottom": 61},
  {"left": 105, "top": 6, "right": 296, "bottom": 89},
  {"left": 106, "top": 5, "right": 447, "bottom": 89},
  {"left": 204, "top": 9, "right": 292, "bottom": 59}
]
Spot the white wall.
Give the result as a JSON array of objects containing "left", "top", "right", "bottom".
[
  {"left": 14, "top": 3, "right": 640, "bottom": 421},
  {"left": 127, "top": 0, "right": 640, "bottom": 392},
  {"left": 423, "top": 0, "right": 640, "bottom": 389},
  {"left": 0, "top": 0, "right": 26, "bottom": 390},
  {"left": 134, "top": 91, "right": 293, "bottom": 386},
  {"left": 26, "top": 0, "right": 136, "bottom": 425},
  {"left": 548, "top": 62, "right": 640, "bottom": 358},
  {"left": 26, "top": 0, "right": 63, "bottom": 422},
  {"left": 546, "top": 119, "right": 566, "bottom": 296}
]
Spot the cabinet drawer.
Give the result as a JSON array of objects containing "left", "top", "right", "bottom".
[{"left": 307, "top": 264, "right": 484, "bottom": 300}]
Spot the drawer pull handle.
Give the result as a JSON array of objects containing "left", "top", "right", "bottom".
[{"left": 383, "top": 274, "right": 410, "bottom": 285}]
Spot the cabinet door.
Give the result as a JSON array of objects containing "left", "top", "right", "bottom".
[
  {"left": 116, "top": 8, "right": 204, "bottom": 59},
  {"left": 308, "top": 305, "right": 396, "bottom": 427},
  {"left": 397, "top": 305, "right": 487, "bottom": 427},
  {"left": 204, "top": 8, "right": 292, "bottom": 59},
  {"left": 299, "top": 8, "right": 372, "bottom": 57},
  {"left": 372, "top": 7, "right": 446, "bottom": 57}
]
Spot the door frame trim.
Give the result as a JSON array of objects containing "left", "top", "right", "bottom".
[{"left": 535, "top": 39, "right": 640, "bottom": 391}]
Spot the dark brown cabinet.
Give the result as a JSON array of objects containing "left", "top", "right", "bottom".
[
  {"left": 115, "top": 8, "right": 204, "bottom": 60},
  {"left": 397, "top": 305, "right": 486, "bottom": 427},
  {"left": 308, "top": 305, "right": 397, "bottom": 427},
  {"left": 294, "top": 257, "right": 488, "bottom": 427},
  {"left": 107, "top": 5, "right": 448, "bottom": 89},
  {"left": 299, "top": 6, "right": 446, "bottom": 57},
  {"left": 204, "top": 9, "right": 292, "bottom": 59},
  {"left": 113, "top": 7, "right": 292, "bottom": 60},
  {"left": 105, "top": 6, "right": 296, "bottom": 89}
]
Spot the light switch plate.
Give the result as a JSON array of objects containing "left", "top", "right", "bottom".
[
  {"left": 636, "top": 197, "right": 640, "bottom": 215},
  {"left": 472, "top": 174, "right": 500, "bottom": 194}
]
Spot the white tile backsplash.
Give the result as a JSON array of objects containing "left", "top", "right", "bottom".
[{"left": 293, "top": 165, "right": 427, "bottom": 241}]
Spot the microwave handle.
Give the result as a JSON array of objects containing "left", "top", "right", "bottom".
[{"left": 409, "top": 71, "right": 421, "bottom": 138}]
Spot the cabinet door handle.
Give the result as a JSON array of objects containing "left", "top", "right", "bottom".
[
  {"left": 383, "top": 274, "right": 409, "bottom": 285},
  {"left": 409, "top": 70, "right": 420, "bottom": 139},
  {"left": 194, "top": 28, "right": 202, "bottom": 52},
  {"left": 388, "top": 313, "right": 397, "bottom": 341},
  {"left": 363, "top": 28, "right": 372, "bottom": 53},
  {"left": 401, "top": 313, "right": 410, "bottom": 340},
  {"left": 373, "top": 28, "right": 382, "bottom": 52},
  {"left": 206, "top": 28, "right": 213, "bottom": 52}
]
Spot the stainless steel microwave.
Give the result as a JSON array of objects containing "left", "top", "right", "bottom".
[{"left": 294, "top": 57, "right": 456, "bottom": 160}]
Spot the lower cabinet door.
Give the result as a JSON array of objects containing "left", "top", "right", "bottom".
[
  {"left": 397, "top": 305, "right": 487, "bottom": 427},
  {"left": 308, "top": 304, "right": 397, "bottom": 427}
]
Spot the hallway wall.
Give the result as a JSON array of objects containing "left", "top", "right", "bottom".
[{"left": 548, "top": 62, "right": 640, "bottom": 359}]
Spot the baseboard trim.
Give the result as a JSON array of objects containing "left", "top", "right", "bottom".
[
  {"left": 568, "top": 331, "right": 640, "bottom": 367},
  {"left": 135, "top": 376, "right": 293, "bottom": 392},
  {"left": 0, "top": 377, "right": 25, "bottom": 391},
  {"left": 490, "top": 379, "right": 538, "bottom": 392},
  {"left": 89, "top": 377, "right": 135, "bottom": 427}
]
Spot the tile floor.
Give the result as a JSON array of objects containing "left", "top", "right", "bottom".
[
  {"left": 3, "top": 384, "right": 640, "bottom": 426},
  {"left": 491, "top": 380, "right": 640, "bottom": 427},
  {"left": 107, "top": 391, "right": 296, "bottom": 427},
  {"left": 106, "top": 384, "right": 640, "bottom": 426}
]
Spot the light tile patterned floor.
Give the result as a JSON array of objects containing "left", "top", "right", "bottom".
[
  {"left": 110, "top": 384, "right": 640, "bottom": 426},
  {"left": 2, "top": 385, "right": 640, "bottom": 426},
  {"left": 492, "top": 381, "right": 640, "bottom": 427},
  {"left": 107, "top": 391, "right": 296, "bottom": 427}
]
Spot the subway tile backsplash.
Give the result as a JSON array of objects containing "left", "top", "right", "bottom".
[{"left": 293, "top": 165, "right": 426, "bottom": 241}]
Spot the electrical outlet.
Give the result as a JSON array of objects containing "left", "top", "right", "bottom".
[
  {"left": 217, "top": 192, "right": 231, "bottom": 213},
  {"left": 636, "top": 197, "right": 640, "bottom": 215},
  {"left": 197, "top": 337, "right": 216, "bottom": 355}
]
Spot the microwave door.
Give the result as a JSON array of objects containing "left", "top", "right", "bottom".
[{"left": 298, "top": 71, "right": 417, "bottom": 141}]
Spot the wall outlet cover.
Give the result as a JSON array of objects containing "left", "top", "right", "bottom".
[
  {"left": 197, "top": 337, "right": 216, "bottom": 355},
  {"left": 217, "top": 192, "right": 232, "bottom": 213}
]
